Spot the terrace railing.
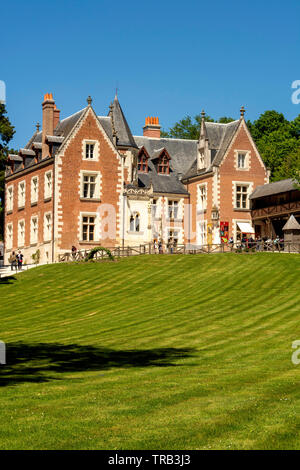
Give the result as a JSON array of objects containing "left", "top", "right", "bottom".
[{"left": 58, "top": 241, "right": 300, "bottom": 262}]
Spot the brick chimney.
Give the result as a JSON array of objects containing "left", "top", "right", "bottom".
[
  {"left": 42, "top": 93, "right": 55, "bottom": 158},
  {"left": 143, "top": 116, "right": 161, "bottom": 138},
  {"left": 53, "top": 104, "right": 60, "bottom": 129}
]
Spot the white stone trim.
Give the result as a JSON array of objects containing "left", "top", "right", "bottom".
[
  {"left": 82, "top": 139, "right": 100, "bottom": 161},
  {"left": 6, "top": 184, "right": 13, "bottom": 212},
  {"left": 79, "top": 170, "right": 102, "bottom": 199},
  {"left": 30, "top": 214, "right": 39, "bottom": 245},
  {"left": 78, "top": 211, "right": 100, "bottom": 242},
  {"left": 18, "top": 180, "right": 26, "bottom": 208},
  {"left": 31, "top": 175, "right": 39, "bottom": 204},
  {"left": 232, "top": 180, "right": 253, "bottom": 210},
  {"left": 6, "top": 222, "right": 13, "bottom": 250},
  {"left": 44, "top": 212, "right": 52, "bottom": 242},
  {"left": 234, "top": 149, "right": 251, "bottom": 171},
  {"left": 44, "top": 170, "right": 53, "bottom": 200},
  {"left": 17, "top": 219, "right": 25, "bottom": 248}
]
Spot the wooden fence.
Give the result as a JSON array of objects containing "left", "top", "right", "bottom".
[{"left": 58, "top": 241, "right": 300, "bottom": 262}]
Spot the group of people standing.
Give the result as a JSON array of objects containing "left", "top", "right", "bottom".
[{"left": 8, "top": 251, "right": 24, "bottom": 271}]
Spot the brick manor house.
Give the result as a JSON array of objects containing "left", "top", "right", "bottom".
[{"left": 4, "top": 93, "right": 269, "bottom": 264}]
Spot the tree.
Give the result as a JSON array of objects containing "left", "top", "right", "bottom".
[
  {"left": 161, "top": 114, "right": 234, "bottom": 140},
  {"left": 0, "top": 104, "right": 15, "bottom": 240}
]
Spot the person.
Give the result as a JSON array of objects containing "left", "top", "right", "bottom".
[
  {"left": 158, "top": 240, "right": 163, "bottom": 254},
  {"left": 16, "top": 250, "right": 23, "bottom": 270},
  {"left": 71, "top": 245, "right": 77, "bottom": 259},
  {"left": 9, "top": 251, "right": 17, "bottom": 271},
  {"left": 153, "top": 240, "right": 158, "bottom": 254}
]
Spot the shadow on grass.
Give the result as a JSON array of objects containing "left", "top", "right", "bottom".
[
  {"left": 0, "top": 342, "right": 196, "bottom": 387},
  {"left": 0, "top": 275, "right": 17, "bottom": 285}
]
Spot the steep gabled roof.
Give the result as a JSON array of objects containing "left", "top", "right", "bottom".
[
  {"left": 110, "top": 96, "right": 137, "bottom": 148},
  {"left": 205, "top": 120, "right": 240, "bottom": 165},
  {"left": 282, "top": 214, "right": 300, "bottom": 231}
]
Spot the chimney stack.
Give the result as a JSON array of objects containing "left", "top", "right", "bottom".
[
  {"left": 42, "top": 93, "right": 55, "bottom": 158},
  {"left": 53, "top": 104, "right": 60, "bottom": 129},
  {"left": 143, "top": 116, "right": 161, "bottom": 138}
]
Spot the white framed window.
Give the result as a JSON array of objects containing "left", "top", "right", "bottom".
[
  {"left": 168, "top": 230, "right": 178, "bottom": 246},
  {"left": 82, "top": 215, "right": 96, "bottom": 241},
  {"left": 236, "top": 151, "right": 249, "bottom": 170},
  {"left": 6, "top": 223, "right": 13, "bottom": 250},
  {"left": 31, "top": 176, "right": 39, "bottom": 204},
  {"left": 82, "top": 140, "right": 99, "bottom": 161},
  {"left": 44, "top": 171, "right": 52, "bottom": 200},
  {"left": 30, "top": 216, "right": 38, "bottom": 244},
  {"left": 198, "top": 150, "right": 205, "bottom": 169},
  {"left": 80, "top": 171, "right": 101, "bottom": 199},
  {"left": 18, "top": 181, "right": 26, "bottom": 208},
  {"left": 168, "top": 200, "right": 179, "bottom": 219},
  {"left": 197, "top": 184, "right": 207, "bottom": 211},
  {"left": 18, "top": 220, "right": 25, "bottom": 247},
  {"left": 7, "top": 185, "right": 13, "bottom": 212},
  {"left": 129, "top": 213, "right": 140, "bottom": 232},
  {"left": 235, "top": 184, "right": 249, "bottom": 209},
  {"left": 44, "top": 212, "right": 52, "bottom": 241},
  {"left": 152, "top": 199, "right": 157, "bottom": 218},
  {"left": 198, "top": 220, "right": 207, "bottom": 246}
]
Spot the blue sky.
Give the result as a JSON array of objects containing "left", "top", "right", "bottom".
[{"left": 2, "top": 0, "right": 300, "bottom": 149}]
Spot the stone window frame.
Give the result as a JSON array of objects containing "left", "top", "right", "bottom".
[
  {"left": 197, "top": 182, "right": 207, "bottom": 211},
  {"left": 18, "top": 219, "right": 25, "bottom": 248},
  {"left": 30, "top": 215, "right": 38, "bottom": 245},
  {"left": 7, "top": 184, "right": 13, "bottom": 212},
  {"left": 235, "top": 150, "right": 250, "bottom": 171},
  {"left": 44, "top": 170, "right": 53, "bottom": 200},
  {"left": 80, "top": 170, "right": 102, "bottom": 200},
  {"left": 44, "top": 212, "right": 52, "bottom": 242},
  {"left": 233, "top": 181, "right": 253, "bottom": 210},
  {"left": 18, "top": 180, "right": 26, "bottom": 208},
  {"left": 31, "top": 175, "right": 39, "bottom": 204},
  {"left": 6, "top": 222, "right": 13, "bottom": 250},
  {"left": 82, "top": 139, "right": 99, "bottom": 161},
  {"left": 79, "top": 211, "right": 99, "bottom": 242}
]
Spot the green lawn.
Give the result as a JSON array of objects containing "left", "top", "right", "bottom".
[{"left": 1, "top": 253, "right": 300, "bottom": 450}]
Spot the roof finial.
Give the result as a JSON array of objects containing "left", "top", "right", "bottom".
[
  {"left": 36, "top": 122, "right": 40, "bottom": 132},
  {"left": 87, "top": 96, "right": 92, "bottom": 106},
  {"left": 201, "top": 109, "right": 205, "bottom": 120},
  {"left": 240, "top": 105, "right": 245, "bottom": 118}
]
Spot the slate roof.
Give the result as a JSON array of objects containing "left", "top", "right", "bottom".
[
  {"left": 282, "top": 214, "right": 300, "bottom": 231},
  {"left": 110, "top": 96, "right": 137, "bottom": 148},
  {"left": 250, "top": 179, "right": 299, "bottom": 199}
]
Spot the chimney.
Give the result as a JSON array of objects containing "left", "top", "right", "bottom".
[
  {"left": 53, "top": 104, "right": 60, "bottom": 129},
  {"left": 143, "top": 116, "right": 161, "bottom": 138},
  {"left": 42, "top": 93, "right": 55, "bottom": 158}
]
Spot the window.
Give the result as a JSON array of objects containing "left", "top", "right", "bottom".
[
  {"left": 85, "top": 143, "right": 95, "bottom": 159},
  {"left": 18, "top": 220, "right": 25, "bottom": 247},
  {"left": 198, "top": 221, "right": 207, "bottom": 245},
  {"left": 30, "top": 216, "right": 38, "bottom": 244},
  {"left": 152, "top": 199, "right": 157, "bottom": 218},
  {"left": 82, "top": 174, "right": 96, "bottom": 198},
  {"left": 129, "top": 214, "right": 140, "bottom": 232},
  {"left": 198, "top": 184, "right": 207, "bottom": 210},
  {"left": 138, "top": 153, "right": 148, "bottom": 172},
  {"left": 44, "top": 171, "right": 52, "bottom": 199},
  {"left": 31, "top": 176, "right": 38, "bottom": 204},
  {"left": 168, "top": 200, "right": 178, "bottom": 219},
  {"left": 82, "top": 216, "right": 95, "bottom": 241},
  {"left": 236, "top": 185, "right": 249, "bottom": 209},
  {"left": 44, "top": 213, "right": 52, "bottom": 241},
  {"left": 7, "top": 223, "right": 13, "bottom": 250},
  {"left": 158, "top": 155, "right": 169, "bottom": 174},
  {"left": 198, "top": 151, "right": 205, "bottom": 169},
  {"left": 168, "top": 230, "right": 178, "bottom": 246},
  {"left": 18, "top": 181, "right": 25, "bottom": 208},
  {"left": 7, "top": 186, "right": 13, "bottom": 212},
  {"left": 238, "top": 153, "right": 246, "bottom": 169}
]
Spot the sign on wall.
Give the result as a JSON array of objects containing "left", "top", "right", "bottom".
[{"left": 220, "top": 221, "right": 229, "bottom": 243}]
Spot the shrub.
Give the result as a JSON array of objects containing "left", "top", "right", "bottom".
[
  {"left": 85, "top": 247, "right": 114, "bottom": 262},
  {"left": 32, "top": 249, "right": 40, "bottom": 265}
]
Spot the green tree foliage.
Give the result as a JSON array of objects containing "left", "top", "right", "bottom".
[{"left": 0, "top": 104, "right": 15, "bottom": 239}]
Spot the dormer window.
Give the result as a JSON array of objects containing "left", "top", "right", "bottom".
[
  {"left": 158, "top": 155, "right": 169, "bottom": 174},
  {"left": 138, "top": 153, "right": 148, "bottom": 172}
]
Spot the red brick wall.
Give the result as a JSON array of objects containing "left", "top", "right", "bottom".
[
  {"left": 4, "top": 162, "right": 54, "bottom": 262},
  {"left": 56, "top": 110, "right": 122, "bottom": 251},
  {"left": 219, "top": 121, "right": 267, "bottom": 238}
]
